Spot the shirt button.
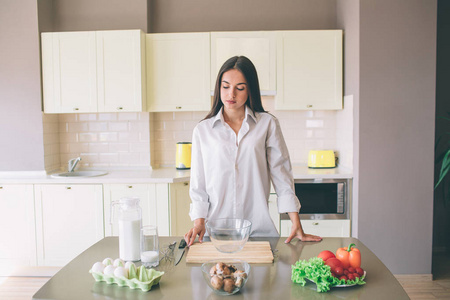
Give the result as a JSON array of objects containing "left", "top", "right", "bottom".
[{"left": 235, "top": 165, "right": 238, "bottom": 170}]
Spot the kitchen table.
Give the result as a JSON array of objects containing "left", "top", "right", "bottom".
[{"left": 32, "top": 237, "right": 409, "bottom": 300}]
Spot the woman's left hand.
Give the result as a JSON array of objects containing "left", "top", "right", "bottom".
[
  {"left": 284, "top": 212, "right": 322, "bottom": 243},
  {"left": 284, "top": 229, "right": 322, "bottom": 243}
]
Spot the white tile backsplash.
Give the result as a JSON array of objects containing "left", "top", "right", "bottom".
[{"left": 42, "top": 97, "right": 353, "bottom": 171}]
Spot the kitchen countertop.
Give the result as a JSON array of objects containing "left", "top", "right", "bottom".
[
  {"left": 0, "top": 165, "right": 352, "bottom": 184},
  {"left": 33, "top": 236, "right": 408, "bottom": 300}
]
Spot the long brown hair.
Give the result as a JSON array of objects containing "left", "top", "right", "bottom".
[{"left": 204, "top": 56, "right": 266, "bottom": 120}]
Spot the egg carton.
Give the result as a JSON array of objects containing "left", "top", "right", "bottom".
[{"left": 89, "top": 264, "right": 164, "bottom": 292}]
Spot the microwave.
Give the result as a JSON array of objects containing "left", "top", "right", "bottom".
[{"left": 280, "top": 178, "right": 350, "bottom": 220}]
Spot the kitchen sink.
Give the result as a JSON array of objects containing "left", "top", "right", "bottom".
[{"left": 51, "top": 171, "right": 108, "bottom": 178}]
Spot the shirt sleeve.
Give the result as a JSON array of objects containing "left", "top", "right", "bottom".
[
  {"left": 189, "top": 125, "right": 210, "bottom": 220},
  {"left": 266, "top": 117, "right": 301, "bottom": 213}
]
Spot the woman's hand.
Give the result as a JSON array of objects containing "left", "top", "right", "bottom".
[
  {"left": 184, "top": 218, "right": 206, "bottom": 246},
  {"left": 284, "top": 212, "right": 322, "bottom": 243}
]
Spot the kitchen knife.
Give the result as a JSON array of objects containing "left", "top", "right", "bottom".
[{"left": 174, "top": 238, "right": 187, "bottom": 266}]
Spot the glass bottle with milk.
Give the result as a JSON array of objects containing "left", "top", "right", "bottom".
[{"left": 111, "top": 197, "right": 142, "bottom": 261}]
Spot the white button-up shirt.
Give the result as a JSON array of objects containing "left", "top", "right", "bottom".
[{"left": 189, "top": 106, "right": 301, "bottom": 237}]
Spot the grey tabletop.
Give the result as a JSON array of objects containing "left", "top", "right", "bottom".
[{"left": 33, "top": 236, "right": 409, "bottom": 300}]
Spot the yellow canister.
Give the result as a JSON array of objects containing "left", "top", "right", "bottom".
[
  {"left": 176, "top": 142, "right": 192, "bottom": 170},
  {"left": 308, "top": 150, "right": 336, "bottom": 168}
]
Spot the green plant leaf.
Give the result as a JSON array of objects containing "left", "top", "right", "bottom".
[{"left": 435, "top": 150, "right": 450, "bottom": 189}]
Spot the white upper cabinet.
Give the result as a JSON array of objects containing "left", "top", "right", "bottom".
[
  {"left": 41, "top": 30, "right": 146, "bottom": 113},
  {"left": 276, "top": 30, "right": 343, "bottom": 110},
  {"left": 146, "top": 32, "right": 211, "bottom": 112},
  {"left": 96, "top": 30, "right": 146, "bottom": 112},
  {"left": 210, "top": 31, "right": 277, "bottom": 94}
]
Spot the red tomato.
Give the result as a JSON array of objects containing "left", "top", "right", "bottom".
[
  {"left": 318, "top": 250, "right": 336, "bottom": 262},
  {"left": 353, "top": 273, "right": 360, "bottom": 278},
  {"left": 334, "top": 266, "right": 344, "bottom": 276},
  {"left": 347, "top": 274, "right": 355, "bottom": 281},
  {"left": 347, "top": 267, "right": 356, "bottom": 273},
  {"left": 325, "top": 258, "right": 342, "bottom": 273},
  {"left": 339, "top": 275, "right": 347, "bottom": 281},
  {"left": 355, "top": 267, "right": 364, "bottom": 276},
  {"left": 344, "top": 269, "right": 349, "bottom": 275}
]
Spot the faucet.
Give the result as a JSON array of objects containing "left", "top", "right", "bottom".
[{"left": 68, "top": 157, "right": 82, "bottom": 172}]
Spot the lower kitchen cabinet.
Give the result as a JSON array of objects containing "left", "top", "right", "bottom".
[
  {"left": 169, "top": 182, "right": 192, "bottom": 236},
  {"left": 34, "top": 184, "right": 104, "bottom": 266},
  {"left": 0, "top": 184, "right": 36, "bottom": 275},
  {"left": 268, "top": 194, "right": 280, "bottom": 234},
  {"left": 104, "top": 183, "right": 170, "bottom": 236},
  {"left": 280, "top": 219, "right": 351, "bottom": 237},
  {"left": 104, "top": 182, "right": 192, "bottom": 237}
]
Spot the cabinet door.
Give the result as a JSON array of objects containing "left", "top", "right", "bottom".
[
  {"left": 103, "top": 183, "right": 170, "bottom": 237},
  {"left": 169, "top": 182, "right": 192, "bottom": 236},
  {"left": 35, "top": 184, "right": 104, "bottom": 266},
  {"left": 268, "top": 194, "right": 280, "bottom": 234},
  {"left": 211, "top": 31, "right": 276, "bottom": 93},
  {"left": 276, "top": 30, "right": 343, "bottom": 110},
  {"left": 41, "top": 32, "right": 98, "bottom": 113},
  {"left": 146, "top": 32, "right": 211, "bottom": 112},
  {"left": 96, "top": 30, "right": 146, "bottom": 112},
  {"left": 0, "top": 185, "right": 36, "bottom": 275},
  {"left": 280, "top": 219, "right": 350, "bottom": 237}
]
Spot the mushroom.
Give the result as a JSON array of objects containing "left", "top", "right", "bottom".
[
  {"left": 222, "top": 266, "right": 232, "bottom": 277},
  {"left": 223, "top": 278, "right": 235, "bottom": 293},
  {"left": 209, "top": 265, "right": 217, "bottom": 277},
  {"left": 228, "top": 264, "right": 237, "bottom": 273},
  {"left": 210, "top": 275, "right": 223, "bottom": 290},
  {"left": 233, "top": 270, "right": 247, "bottom": 287}
]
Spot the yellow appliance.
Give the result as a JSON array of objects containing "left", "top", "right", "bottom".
[
  {"left": 308, "top": 150, "right": 336, "bottom": 168},
  {"left": 176, "top": 142, "right": 192, "bottom": 170}
]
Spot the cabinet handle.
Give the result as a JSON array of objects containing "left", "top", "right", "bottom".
[
  {"left": 176, "top": 106, "right": 182, "bottom": 109},
  {"left": 183, "top": 182, "right": 188, "bottom": 186},
  {"left": 306, "top": 105, "right": 313, "bottom": 108},
  {"left": 117, "top": 107, "right": 123, "bottom": 110},
  {"left": 66, "top": 186, "right": 72, "bottom": 190},
  {"left": 312, "top": 222, "right": 319, "bottom": 225},
  {"left": 127, "top": 185, "right": 133, "bottom": 189},
  {"left": 73, "top": 108, "right": 79, "bottom": 111},
  {"left": 0, "top": 186, "right": 3, "bottom": 189}
]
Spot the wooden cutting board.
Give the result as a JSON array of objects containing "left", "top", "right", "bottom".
[{"left": 185, "top": 241, "right": 274, "bottom": 263}]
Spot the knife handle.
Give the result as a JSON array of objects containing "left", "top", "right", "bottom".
[{"left": 179, "top": 239, "right": 187, "bottom": 249}]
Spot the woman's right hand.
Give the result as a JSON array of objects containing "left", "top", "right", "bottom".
[{"left": 184, "top": 218, "right": 206, "bottom": 246}]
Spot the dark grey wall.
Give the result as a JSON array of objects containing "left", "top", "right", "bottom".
[
  {"left": 434, "top": 0, "right": 450, "bottom": 252},
  {"left": 359, "top": 0, "right": 436, "bottom": 274},
  {"left": 0, "top": 0, "right": 45, "bottom": 171},
  {"left": 148, "top": 0, "right": 336, "bottom": 32}
]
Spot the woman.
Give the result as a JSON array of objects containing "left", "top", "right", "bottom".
[{"left": 184, "top": 56, "right": 322, "bottom": 246}]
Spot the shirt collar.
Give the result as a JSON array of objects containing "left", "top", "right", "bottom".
[{"left": 211, "top": 106, "right": 259, "bottom": 128}]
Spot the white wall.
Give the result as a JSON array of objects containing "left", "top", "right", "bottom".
[{"left": 0, "top": 0, "right": 45, "bottom": 171}]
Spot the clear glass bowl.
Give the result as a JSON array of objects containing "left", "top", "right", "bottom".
[
  {"left": 201, "top": 259, "right": 250, "bottom": 296},
  {"left": 206, "top": 219, "right": 252, "bottom": 253}
]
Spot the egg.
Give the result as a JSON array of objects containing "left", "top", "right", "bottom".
[
  {"left": 113, "top": 266, "right": 129, "bottom": 279},
  {"left": 102, "top": 257, "right": 113, "bottom": 266},
  {"left": 124, "top": 261, "right": 135, "bottom": 271},
  {"left": 113, "top": 258, "right": 124, "bottom": 267},
  {"left": 103, "top": 265, "right": 116, "bottom": 276},
  {"left": 91, "top": 261, "right": 105, "bottom": 273}
]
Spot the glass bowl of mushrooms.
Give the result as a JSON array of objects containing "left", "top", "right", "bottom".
[
  {"left": 201, "top": 259, "right": 250, "bottom": 296},
  {"left": 206, "top": 219, "right": 252, "bottom": 253}
]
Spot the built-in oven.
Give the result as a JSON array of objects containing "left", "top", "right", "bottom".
[{"left": 280, "top": 178, "right": 350, "bottom": 221}]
